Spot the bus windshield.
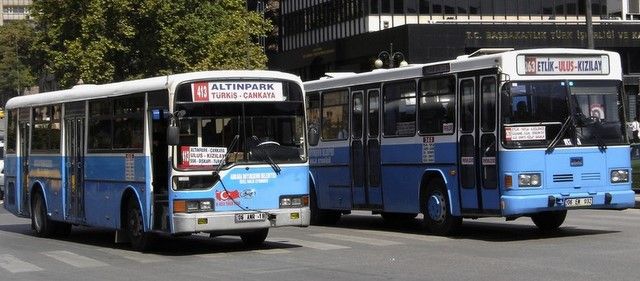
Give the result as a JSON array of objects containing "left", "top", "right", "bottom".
[
  {"left": 501, "top": 80, "right": 626, "bottom": 148},
  {"left": 175, "top": 102, "right": 306, "bottom": 170}
]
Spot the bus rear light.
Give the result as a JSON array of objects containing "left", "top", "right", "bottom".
[{"left": 504, "top": 175, "right": 513, "bottom": 189}]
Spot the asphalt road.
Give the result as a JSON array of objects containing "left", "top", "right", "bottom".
[{"left": 1, "top": 200, "right": 639, "bottom": 281}]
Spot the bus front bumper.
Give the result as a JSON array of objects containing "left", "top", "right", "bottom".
[
  {"left": 501, "top": 190, "right": 635, "bottom": 216},
  {"left": 171, "top": 207, "right": 310, "bottom": 234}
]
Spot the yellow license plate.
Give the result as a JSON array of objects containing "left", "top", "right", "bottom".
[{"left": 197, "top": 218, "right": 208, "bottom": 225}]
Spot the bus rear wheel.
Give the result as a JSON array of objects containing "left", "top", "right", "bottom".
[
  {"left": 31, "top": 192, "right": 56, "bottom": 238},
  {"left": 421, "top": 178, "right": 461, "bottom": 236},
  {"left": 126, "top": 197, "right": 153, "bottom": 251},
  {"left": 240, "top": 228, "right": 269, "bottom": 247},
  {"left": 531, "top": 210, "right": 567, "bottom": 231}
]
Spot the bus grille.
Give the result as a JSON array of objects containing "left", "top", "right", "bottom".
[
  {"left": 553, "top": 174, "right": 574, "bottom": 182},
  {"left": 581, "top": 173, "right": 601, "bottom": 181}
]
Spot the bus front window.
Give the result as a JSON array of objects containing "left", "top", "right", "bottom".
[
  {"left": 175, "top": 102, "right": 306, "bottom": 170},
  {"left": 501, "top": 80, "right": 627, "bottom": 149}
]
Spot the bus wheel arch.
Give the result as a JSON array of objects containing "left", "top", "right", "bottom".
[
  {"left": 30, "top": 182, "right": 55, "bottom": 237},
  {"left": 419, "top": 172, "right": 461, "bottom": 236},
  {"left": 308, "top": 175, "right": 341, "bottom": 225},
  {"left": 121, "top": 188, "right": 153, "bottom": 251}
]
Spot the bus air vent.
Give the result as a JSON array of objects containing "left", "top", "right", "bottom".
[
  {"left": 581, "top": 173, "right": 601, "bottom": 181},
  {"left": 553, "top": 174, "right": 574, "bottom": 182}
]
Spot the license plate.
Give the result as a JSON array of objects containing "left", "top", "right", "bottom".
[
  {"left": 564, "top": 197, "right": 593, "bottom": 207},
  {"left": 235, "top": 212, "right": 267, "bottom": 223}
]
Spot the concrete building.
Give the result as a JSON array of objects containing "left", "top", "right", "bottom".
[{"left": 0, "top": 0, "right": 32, "bottom": 26}]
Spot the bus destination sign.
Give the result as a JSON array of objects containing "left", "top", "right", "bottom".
[
  {"left": 517, "top": 55, "right": 609, "bottom": 75},
  {"left": 191, "top": 81, "right": 284, "bottom": 102}
]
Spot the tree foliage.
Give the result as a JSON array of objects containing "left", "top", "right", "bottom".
[
  {"left": 0, "top": 21, "right": 37, "bottom": 98},
  {"left": 31, "top": 0, "right": 271, "bottom": 88}
]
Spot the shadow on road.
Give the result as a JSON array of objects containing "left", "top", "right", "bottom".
[
  {"left": 330, "top": 213, "right": 618, "bottom": 242},
  {"left": 0, "top": 223, "right": 302, "bottom": 256}
]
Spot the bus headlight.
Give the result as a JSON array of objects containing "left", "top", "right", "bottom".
[
  {"left": 610, "top": 169, "right": 629, "bottom": 183},
  {"left": 518, "top": 173, "right": 542, "bottom": 187},
  {"left": 280, "top": 195, "right": 309, "bottom": 208}
]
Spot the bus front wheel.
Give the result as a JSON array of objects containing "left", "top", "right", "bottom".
[
  {"left": 31, "top": 192, "right": 56, "bottom": 238},
  {"left": 126, "top": 197, "right": 153, "bottom": 251},
  {"left": 531, "top": 210, "right": 567, "bottom": 231},
  {"left": 421, "top": 179, "right": 461, "bottom": 236},
  {"left": 240, "top": 228, "right": 269, "bottom": 247}
]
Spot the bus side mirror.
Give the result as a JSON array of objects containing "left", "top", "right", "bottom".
[{"left": 167, "top": 126, "right": 180, "bottom": 146}]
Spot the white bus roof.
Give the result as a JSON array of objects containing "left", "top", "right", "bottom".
[
  {"left": 304, "top": 48, "right": 621, "bottom": 92},
  {"left": 5, "top": 70, "right": 302, "bottom": 109}
]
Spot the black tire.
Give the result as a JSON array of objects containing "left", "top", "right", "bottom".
[
  {"left": 31, "top": 192, "right": 56, "bottom": 238},
  {"left": 240, "top": 228, "right": 269, "bottom": 247},
  {"left": 309, "top": 188, "right": 341, "bottom": 225},
  {"left": 54, "top": 222, "right": 72, "bottom": 237},
  {"left": 421, "top": 178, "right": 462, "bottom": 236},
  {"left": 531, "top": 210, "right": 567, "bottom": 232},
  {"left": 126, "top": 197, "right": 153, "bottom": 251},
  {"left": 381, "top": 212, "right": 418, "bottom": 224}
]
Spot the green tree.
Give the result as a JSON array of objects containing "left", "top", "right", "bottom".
[
  {"left": 0, "top": 21, "right": 37, "bottom": 102},
  {"left": 31, "top": 0, "right": 271, "bottom": 88}
]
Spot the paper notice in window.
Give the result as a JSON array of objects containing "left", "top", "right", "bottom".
[
  {"left": 181, "top": 146, "right": 227, "bottom": 167},
  {"left": 504, "top": 126, "right": 546, "bottom": 141}
]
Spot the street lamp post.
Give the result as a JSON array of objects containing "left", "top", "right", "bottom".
[{"left": 374, "top": 43, "right": 408, "bottom": 69}]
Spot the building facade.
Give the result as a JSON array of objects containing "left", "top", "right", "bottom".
[
  {"left": 269, "top": 0, "right": 640, "bottom": 110},
  {"left": 0, "top": 0, "right": 31, "bottom": 26}
]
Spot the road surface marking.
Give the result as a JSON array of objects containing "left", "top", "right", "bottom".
[
  {"left": 309, "top": 233, "right": 403, "bottom": 246},
  {"left": 251, "top": 249, "right": 292, "bottom": 255},
  {"left": 97, "top": 248, "right": 170, "bottom": 264},
  {"left": 42, "top": 251, "right": 108, "bottom": 268},
  {"left": 0, "top": 254, "right": 43, "bottom": 273}
]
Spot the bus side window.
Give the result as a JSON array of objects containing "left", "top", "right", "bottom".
[
  {"left": 419, "top": 76, "right": 455, "bottom": 134},
  {"left": 307, "top": 92, "right": 320, "bottom": 146},
  {"left": 383, "top": 81, "right": 416, "bottom": 137},
  {"left": 321, "top": 90, "right": 349, "bottom": 141}
]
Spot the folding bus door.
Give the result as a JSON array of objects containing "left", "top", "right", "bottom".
[
  {"left": 350, "top": 88, "right": 383, "bottom": 209},
  {"left": 18, "top": 112, "right": 31, "bottom": 216},
  {"left": 458, "top": 74, "right": 500, "bottom": 214},
  {"left": 65, "top": 102, "right": 86, "bottom": 222}
]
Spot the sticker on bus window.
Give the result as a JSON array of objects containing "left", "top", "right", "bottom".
[
  {"left": 504, "top": 126, "right": 546, "bottom": 141},
  {"left": 461, "top": 157, "right": 474, "bottom": 165},
  {"left": 191, "top": 81, "right": 284, "bottom": 102},
  {"left": 590, "top": 103, "right": 605, "bottom": 119},
  {"left": 180, "top": 146, "right": 227, "bottom": 167},
  {"left": 442, "top": 123, "right": 454, "bottom": 134}
]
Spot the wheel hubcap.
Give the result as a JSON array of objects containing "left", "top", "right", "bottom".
[{"left": 427, "top": 192, "right": 447, "bottom": 223}]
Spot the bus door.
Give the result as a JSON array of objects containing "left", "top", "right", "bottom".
[
  {"left": 349, "top": 89, "right": 383, "bottom": 209},
  {"left": 18, "top": 111, "right": 30, "bottom": 216},
  {"left": 65, "top": 102, "right": 86, "bottom": 221},
  {"left": 458, "top": 74, "right": 500, "bottom": 213}
]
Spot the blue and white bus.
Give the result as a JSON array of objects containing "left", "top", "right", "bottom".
[
  {"left": 304, "top": 48, "right": 635, "bottom": 235},
  {"left": 3, "top": 71, "right": 310, "bottom": 249}
]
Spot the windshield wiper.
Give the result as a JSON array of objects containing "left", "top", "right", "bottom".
[
  {"left": 575, "top": 114, "right": 607, "bottom": 152},
  {"left": 251, "top": 136, "right": 281, "bottom": 175},
  {"left": 215, "top": 134, "right": 240, "bottom": 173},
  {"left": 546, "top": 115, "right": 573, "bottom": 154}
]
